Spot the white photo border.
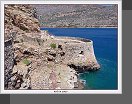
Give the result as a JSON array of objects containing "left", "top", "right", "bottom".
[{"left": 0, "top": 0, "right": 122, "bottom": 94}]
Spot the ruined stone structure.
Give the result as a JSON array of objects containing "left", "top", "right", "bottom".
[{"left": 54, "top": 36, "right": 100, "bottom": 71}]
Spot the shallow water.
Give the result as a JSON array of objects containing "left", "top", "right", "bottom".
[{"left": 41, "top": 28, "right": 118, "bottom": 90}]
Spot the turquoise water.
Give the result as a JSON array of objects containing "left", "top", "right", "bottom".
[{"left": 41, "top": 28, "right": 118, "bottom": 90}]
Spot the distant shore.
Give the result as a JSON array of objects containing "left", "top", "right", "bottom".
[{"left": 41, "top": 27, "right": 118, "bottom": 29}]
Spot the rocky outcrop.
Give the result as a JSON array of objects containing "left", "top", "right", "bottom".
[
  {"left": 9, "top": 32, "right": 100, "bottom": 89},
  {"left": 4, "top": 4, "right": 40, "bottom": 90},
  {"left": 13, "top": 33, "right": 100, "bottom": 70},
  {"left": 4, "top": 37, "right": 14, "bottom": 89},
  {"left": 5, "top": 4, "right": 40, "bottom": 34}
]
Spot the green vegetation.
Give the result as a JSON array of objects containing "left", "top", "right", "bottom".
[
  {"left": 79, "top": 60, "right": 83, "bottom": 66},
  {"left": 47, "top": 64, "right": 52, "bottom": 68},
  {"left": 22, "top": 58, "right": 31, "bottom": 66},
  {"left": 45, "top": 30, "right": 48, "bottom": 32},
  {"left": 50, "top": 43, "right": 56, "bottom": 49}
]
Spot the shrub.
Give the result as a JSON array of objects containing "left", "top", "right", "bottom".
[
  {"left": 47, "top": 64, "right": 52, "bottom": 68},
  {"left": 50, "top": 43, "right": 56, "bottom": 49},
  {"left": 45, "top": 30, "right": 48, "bottom": 32},
  {"left": 22, "top": 58, "right": 31, "bottom": 66}
]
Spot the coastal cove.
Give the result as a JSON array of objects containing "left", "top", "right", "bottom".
[{"left": 41, "top": 28, "right": 118, "bottom": 90}]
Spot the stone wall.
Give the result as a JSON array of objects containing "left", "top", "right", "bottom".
[{"left": 53, "top": 36, "right": 100, "bottom": 71}]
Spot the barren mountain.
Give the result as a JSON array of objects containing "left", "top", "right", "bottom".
[{"left": 33, "top": 4, "right": 118, "bottom": 28}]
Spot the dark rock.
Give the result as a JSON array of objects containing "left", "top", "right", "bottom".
[
  {"left": 60, "top": 52, "right": 65, "bottom": 56},
  {"left": 74, "top": 82, "right": 79, "bottom": 88},
  {"left": 58, "top": 45, "right": 63, "bottom": 50},
  {"left": 47, "top": 56, "right": 55, "bottom": 61},
  {"left": 15, "top": 82, "right": 21, "bottom": 89},
  {"left": 68, "top": 64, "right": 100, "bottom": 72},
  {"left": 23, "top": 49, "right": 31, "bottom": 55},
  {"left": 48, "top": 50, "right": 56, "bottom": 57},
  {"left": 79, "top": 51, "right": 84, "bottom": 55}
]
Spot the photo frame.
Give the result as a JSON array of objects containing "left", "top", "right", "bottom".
[{"left": 0, "top": 0, "right": 122, "bottom": 94}]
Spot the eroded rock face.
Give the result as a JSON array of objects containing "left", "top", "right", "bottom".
[
  {"left": 4, "top": 38, "right": 14, "bottom": 89},
  {"left": 4, "top": 4, "right": 40, "bottom": 90},
  {"left": 5, "top": 4, "right": 40, "bottom": 34}
]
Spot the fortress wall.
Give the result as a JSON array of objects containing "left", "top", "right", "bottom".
[
  {"left": 54, "top": 36, "right": 100, "bottom": 71},
  {"left": 13, "top": 34, "right": 100, "bottom": 71}
]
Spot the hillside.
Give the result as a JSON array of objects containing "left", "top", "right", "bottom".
[
  {"left": 4, "top": 4, "right": 100, "bottom": 90},
  {"left": 33, "top": 4, "right": 118, "bottom": 28}
]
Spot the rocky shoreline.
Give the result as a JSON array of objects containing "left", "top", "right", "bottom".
[{"left": 4, "top": 4, "right": 100, "bottom": 90}]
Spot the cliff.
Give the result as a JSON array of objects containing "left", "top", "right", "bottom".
[
  {"left": 4, "top": 4, "right": 41, "bottom": 89},
  {"left": 5, "top": 4, "right": 40, "bottom": 36},
  {"left": 4, "top": 4, "right": 100, "bottom": 90}
]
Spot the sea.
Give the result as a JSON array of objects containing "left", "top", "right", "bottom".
[{"left": 41, "top": 28, "right": 118, "bottom": 90}]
